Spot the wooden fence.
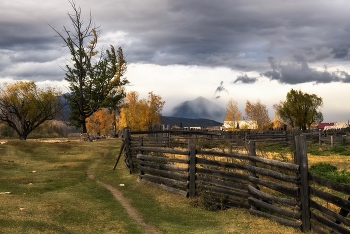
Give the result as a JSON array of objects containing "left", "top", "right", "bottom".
[{"left": 120, "top": 129, "right": 350, "bottom": 233}]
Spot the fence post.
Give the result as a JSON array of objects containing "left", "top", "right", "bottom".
[
  {"left": 249, "top": 141, "right": 259, "bottom": 210},
  {"left": 295, "top": 135, "right": 310, "bottom": 232},
  {"left": 188, "top": 139, "right": 196, "bottom": 198},
  {"left": 138, "top": 136, "right": 144, "bottom": 180},
  {"left": 331, "top": 136, "right": 334, "bottom": 147},
  {"left": 124, "top": 128, "right": 134, "bottom": 174},
  {"left": 168, "top": 131, "right": 171, "bottom": 148}
]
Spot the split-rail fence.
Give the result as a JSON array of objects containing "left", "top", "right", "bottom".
[{"left": 119, "top": 128, "right": 350, "bottom": 233}]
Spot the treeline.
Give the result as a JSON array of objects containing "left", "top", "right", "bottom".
[{"left": 224, "top": 89, "right": 324, "bottom": 131}]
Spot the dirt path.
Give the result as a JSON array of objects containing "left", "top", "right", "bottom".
[{"left": 86, "top": 172, "right": 162, "bottom": 234}]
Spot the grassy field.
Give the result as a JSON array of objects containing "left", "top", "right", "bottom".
[{"left": 0, "top": 138, "right": 307, "bottom": 233}]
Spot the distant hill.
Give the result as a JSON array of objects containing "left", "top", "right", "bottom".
[
  {"left": 171, "top": 96, "right": 225, "bottom": 122},
  {"left": 160, "top": 116, "right": 222, "bottom": 127}
]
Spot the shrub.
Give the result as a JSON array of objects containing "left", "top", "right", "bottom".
[
  {"left": 310, "top": 162, "right": 350, "bottom": 184},
  {"left": 330, "top": 146, "right": 347, "bottom": 154},
  {"left": 310, "top": 162, "right": 337, "bottom": 175}
]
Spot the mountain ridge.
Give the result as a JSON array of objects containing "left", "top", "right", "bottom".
[
  {"left": 160, "top": 116, "right": 222, "bottom": 127},
  {"left": 170, "top": 96, "right": 225, "bottom": 122}
]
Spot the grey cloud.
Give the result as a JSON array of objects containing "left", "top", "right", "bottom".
[
  {"left": 262, "top": 56, "right": 350, "bottom": 84},
  {"left": 331, "top": 46, "right": 349, "bottom": 59},
  {"left": 215, "top": 81, "right": 229, "bottom": 95},
  {"left": 233, "top": 74, "right": 258, "bottom": 84},
  {"left": 2, "top": 1, "right": 350, "bottom": 81}
]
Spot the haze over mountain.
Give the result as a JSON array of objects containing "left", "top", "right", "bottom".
[{"left": 170, "top": 96, "right": 226, "bottom": 122}]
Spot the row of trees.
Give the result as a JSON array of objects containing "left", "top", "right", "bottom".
[
  {"left": 224, "top": 89, "right": 323, "bottom": 131},
  {"left": 85, "top": 91, "right": 165, "bottom": 135}
]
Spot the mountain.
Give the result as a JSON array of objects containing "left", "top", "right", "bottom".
[
  {"left": 160, "top": 116, "right": 222, "bottom": 127},
  {"left": 170, "top": 96, "right": 225, "bottom": 122}
]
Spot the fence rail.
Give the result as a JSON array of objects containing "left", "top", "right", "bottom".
[{"left": 120, "top": 128, "right": 350, "bottom": 233}]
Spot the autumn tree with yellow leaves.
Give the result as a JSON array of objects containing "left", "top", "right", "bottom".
[
  {"left": 223, "top": 98, "right": 242, "bottom": 130},
  {"left": 245, "top": 100, "right": 271, "bottom": 130},
  {"left": 119, "top": 91, "right": 165, "bottom": 131},
  {"left": 0, "top": 81, "right": 63, "bottom": 140},
  {"left": 86, "top": 109, "right": 115, "bottom": 136}
]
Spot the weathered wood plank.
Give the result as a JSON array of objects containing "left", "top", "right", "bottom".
[
  {"left": 310, "top": 222, "right": 329, "bottom": 234},
  {"left": 248, "top": 197, "right": 301, "bottom": 219},
  {"left": 137, "top": 146, "right": 189, "bottom": 155},
  {"left": 139, "top": 174, "right": 188, "bottom": 189},
  {"left": 188, "top": 141, "right": 196, "bottom": 198},
  {"left": 196, "top": 157, "right": 249, "bottom": 171},
  {"left": 197, "top": 174, "right": 248, "bottom": 191},
  {"left": 138, "top": 165, "right": 188, "bottom": 181},
  {"left": 249, "top": 208, "right": 302, "bottom": 228},
  {"left": 196, "top": 167, "right": 249, "bottom": 182},
  {"left": 310, "top": 199, "right": 350, "bottom": 226},
  {"left": 248, "top": 176, "right": 299, "bottom": 197},
  {"left": 310, "top": 187, "right": 350, "bottom": 211},
  {"left": 197, "top": 149, "right": 250, "bottom": 161},
  {"left": 247, "top": 156, "right": 299, "bottom": 172},
  {"left": 139, "top": 160, "right": 188, "bottom": 171},
  {"left": 196, "top": 174, "right": 248, "bottom": 192},
  {"left": 295, "top": 135, "right": 310, "bottom": 232},
  {"left": 137, "top": 154, "right": 188, "bottom": 164},
  {"left": 201, "top": 193, "right": 250, "bottom": 209},
  {"left": 139, "top": 179, "right": 188, "bottom": 197},
  {"left": 198, "top": 184, "right": 249, "bottom": 199},
  {"left": 309, "top": 173, "right": 350, "bottom": 195},
  {"left": 248, "top": 185, "right": 299, "bottom": 206},
  {"left": 311, "top": 211, "right": 350, "bottom": 234},
  {"left": 248, "top": 165, "right": 299, "bottom": 183}
]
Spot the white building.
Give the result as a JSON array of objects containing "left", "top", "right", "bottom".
[{"left": 223, "top": 120, "right": 258, "bottom": 130}]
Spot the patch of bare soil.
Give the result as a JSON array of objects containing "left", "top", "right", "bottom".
[{"left": 86, "top": 172, "right": 162, "bottom": 234}]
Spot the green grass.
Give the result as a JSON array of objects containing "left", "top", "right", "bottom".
[
  {"left": 0, "top": 139, "right": 304, "bottom": 234},
  {"left": 310, "top": 162, "right": 350, "bottom": 184},
  {"left": 0, "top": 140, "right": 143, "bottom": 233},
  {"left": 308, "top": 144, "right": 350, "bottom": 156}
]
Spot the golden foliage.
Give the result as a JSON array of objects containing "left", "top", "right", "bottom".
[
  {"left": 118, "top": 91, "right": 165, "bottom": 131},
  {"left": 224, "top": 98, "right": 242, "bottom": 122},
  {"left": 86, "top": 109, "right": 115, "bottom": 136},
  {"left": 245, "top": 100, "right": 271, "bottom": 130}
]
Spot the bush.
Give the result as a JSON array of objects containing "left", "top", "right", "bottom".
[
  {"left": 330, "top": 146, "right": 347, "bottom": 154},
  {"left": 310, "top": 162, "right": 350, "bottom": 184},
  {"left": 310, "top": 162, "right": 337, "bottom": 175}
]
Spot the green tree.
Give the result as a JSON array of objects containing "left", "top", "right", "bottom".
[
  {"left": 275, "top": 89, "right": 323, "bottom": 131},
  {"left": 51, "top": 1, "right": 128, "bottom": 134},
  {"left": 0, "top": 81, "right": 63, "bottom": 140}
]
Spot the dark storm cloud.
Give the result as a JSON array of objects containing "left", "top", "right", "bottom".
[
  {"left": 331, "top": 46, "right": 350, "bottom": 59},
  {"left": 262, "top": 56, "right": 350, "bottom": 84},
  {"left": 2, "top": 0, "right": 350, "bottom": 82}
]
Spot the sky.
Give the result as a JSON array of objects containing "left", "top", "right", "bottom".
[{"left": 1, "top": 0, "right": 350, "bottom": 122}]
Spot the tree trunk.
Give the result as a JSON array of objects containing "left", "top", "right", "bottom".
[
  {"left": 19, "top": 134, "right": 27, "bottom": 140},
  {"left": 79, "top": 113, "right": 86, "bottom": 134},
  {"left": 81, "top": 121, "right": 87, "bottom": 134}
]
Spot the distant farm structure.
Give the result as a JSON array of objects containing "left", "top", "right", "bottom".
[{"left": 223, "top": 120, "right": 258, "bottom": 130}]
